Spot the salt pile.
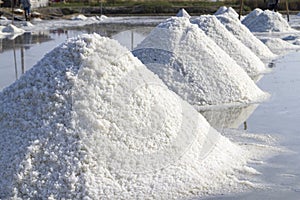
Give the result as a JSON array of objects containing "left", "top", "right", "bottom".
[
  {"left": 242, "top": 9, "right": 292, "bottom": 32},
  {"left": 260, "top": 38, "right": 300, "bottom": 54},
  {"left": 242, "top": 8, "right": 263, "bottom": 28},
  {"left": 216, "top": 13, "right": 276, "bottom": 60},
  {"left": 133, "top": 16, "right": 268, "bottom": 107},
  {"left": 191, "top": 15, "right": 266, "bottom": 77},
  {"left": 214, "top": 6, "right": 239, "bottom": 18},
  {"left": 176, "top": 8, "right": 191, "bottom": 18},
  {"left": 0, "top": 33, "right": 263, "bottom": 199},
  {"left": 71, "top": 14, "right": 88, "bottom": 20},
  {"left": 2, "top": 24, "right": 25, "bottom": 34}
]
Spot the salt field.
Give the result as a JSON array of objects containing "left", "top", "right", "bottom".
[{"left": 1, "top": 8, "right": 300, "bottom": 199}]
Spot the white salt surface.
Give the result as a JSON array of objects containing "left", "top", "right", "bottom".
[
  {"left": 215, "top": 6, "right": 239, "bottom": 19},
  {"left": 133, "top": 17, "right": 268, "bottom": 107},
  {"left": 0, "top": 33, "right": 267, "bottom": 199},
  {"left": 192, "top": 15, "right": 266, "bottom": 77},
  {"left": 242, "top": 8, "right": 263, "bottom": 28},
  {"left": 260, "top": 38, "right": 300, "bottom": 55},
  {"left": 71, "top": 14, "right": 88, "bottom": 21},
  {"left": 176, "top": 8, "right": 191, "bottom": 18},
  {"left": 216, "top": 13, "right": 276, "bottom": 60},
  {"left": 2, "top": 24, "right": 25, "bottom": 34},
  {"left": 243, "top": 9, "right": 292, "bottom": 32}
]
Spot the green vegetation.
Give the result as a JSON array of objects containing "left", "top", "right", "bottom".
[
  {"left": 49, "top": 0, "right": 233, "bottom": 8},
  {"left": 46, "top": 0, "right": 299, "bottom": 16}
]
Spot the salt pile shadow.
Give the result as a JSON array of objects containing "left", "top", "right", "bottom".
[{"left": 0, "top": 33, "right": 273, "bottom": 199}]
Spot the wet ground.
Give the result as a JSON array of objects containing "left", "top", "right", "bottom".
[{"left": 1, "top": 18, "right": 300, "bottom": 199}]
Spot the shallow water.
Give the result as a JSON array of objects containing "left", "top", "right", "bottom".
[{"left": 1, "top": 21, "right": 300, "bottom": 199}]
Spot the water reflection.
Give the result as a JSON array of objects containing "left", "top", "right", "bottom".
[
  {"left": 200, "top": 103, "right": 259, "bottom": 130},
  {"left": 0, "top": 25, "right": 154, "bottom": 90}
]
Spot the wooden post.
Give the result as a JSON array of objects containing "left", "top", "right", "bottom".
[
  {"left": 239, "top": 0, "right": 244, "bottom": 20},
  {"left": 11, "top": 0, "right": 14, "bottom": 24},
  {"left": 13, "top": 40, "right": 18, "bottom": 79},
  {"left": 21, "top": 46, "right": 25, "bottom": 74},
  {"left": 286, "top": 0, "right": 290, "bottom": 22}
]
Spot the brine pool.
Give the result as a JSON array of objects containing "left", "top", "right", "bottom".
[{"left": 0, "top": 22, "right": 300, "bottom": 199}]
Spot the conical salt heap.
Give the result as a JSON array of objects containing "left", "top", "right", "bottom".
[
  {"left": 242, "top": 8, "right": 263, "bottom": 28},
  {"left": 242, "top": 9, "right": 292, "bottom": 32},
  {"left": 215, "top": 8, "right": 276, "bottom": 60},
  {"left": 0, "top": 33, "right": 262, "bottom": 199},
  {"left": 191, "top": 15, "right": 266, "bottom": 77},
  {"left": 133, "top": 16, "right": 268, "bottom": 107},
  {"left": 176, "top": 8, "right": 191, "bottom": 18}
]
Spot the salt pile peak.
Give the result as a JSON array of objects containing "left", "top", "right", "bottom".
[
  {"left": 215, "top": 6, "right": 239, "bottom": 19},
  {"left": 242, "top": 8, "right": 264, "bottom": 28},
  {"left": 176, "top": 8, "right": 191, "bottom": 18},
  {"left": 216, "top": 13, "right": 276, "bottom": 60},
  {"left": 192, "top": 15, "right": 266, "bottom": 77},
  {"left": 0, "top": 33, "right": 261, "bottom": 199},
  {"left": 243, "top": 9, "right": 292, "bottom": 32},
  {"left": 133, "top": 17, "right": 268, "bottom": 107}
]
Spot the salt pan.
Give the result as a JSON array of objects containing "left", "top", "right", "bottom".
[{"left": 0, "top": 33, "right": 263, "bottom": 199}]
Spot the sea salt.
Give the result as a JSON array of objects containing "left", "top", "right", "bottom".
[
  {"left": 133, "top": 16, "right": 268, "bottom": 107},
  {"left": 191, "top": 15, "right": 266, "bottom": 77},
  {"left": 242, "top": 9, "right": 292, "bottom": 32},
  {"left": 0, "top": 33, "right": 265, "bottom": 199},
  {"left": 216, "top": 12, "right": 276, "bottom": 60}
]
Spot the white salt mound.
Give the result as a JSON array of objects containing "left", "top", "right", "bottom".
[
  {"left": 133, "top": 17, "right": 268, "bottom": 107},
  {"left": 0, "top": 33, "right": 262, "bottom": 199},
  {"left": 260, "top": 37, "right": 300, "bottom": 54},
  {"left": 2, "top": 24, "right": 25, "bottom": 34},
  {"left": 216, "top": 13, "right": 276, "bottom": 60},
  {"left": 71, "top": 14, "right": 88, "bottom": 20},
  {"left": 242, "top": 8, "right": 263, "bottom": 27},
  {"left": 215, "top": 6, "right": 228, "bottom": 15},
  {"left": 176, "top": 8, "right": 191, "bottom": 18},
  {"left": 243, "top": 9, "right": 292, "bottom": 32},
  {"left": 215, "top": 6, "right": 239, "bottom": 19},
  {"left": 192, "top": 15, "right": 266, "bottom": 77}
]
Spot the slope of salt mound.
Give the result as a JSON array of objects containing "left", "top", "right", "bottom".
[
  {"left": 2, "top": 24, "right": 25, "bottom": 34},
  {"left": 176, "top": 8, "right": 191, "bottom": 18},
  {"left": 260, "top": 37, "right": 300, "bottom": 54},
  {"left": 215, "top": 6, "right": 239, "bottom": 19},
  {"left": 215, "top": 6, "right": 228, "bottom": 15},
  {"left": 133, "top": 17, "right": 268, "bottom": 107},
  {"left": 216, "top": 13, "right": 276, "bottom": 60},
  {"left": 71, "top": 14, "right": 88, "bottom": 20},
  {"left": 192, "top": 15, "right": 266, "bottom": 77},
  {"left": 244, "top": 10, "right": 292, "bottom": 32},
  {"left": 0, "top": 33, "right": 262, "bottom": 199},
  {"left": 200, "top": 104, "right": 258, "bottom": 129},
  {"left": 242, "top": 8, "right": 263, "bottom": 27}
]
